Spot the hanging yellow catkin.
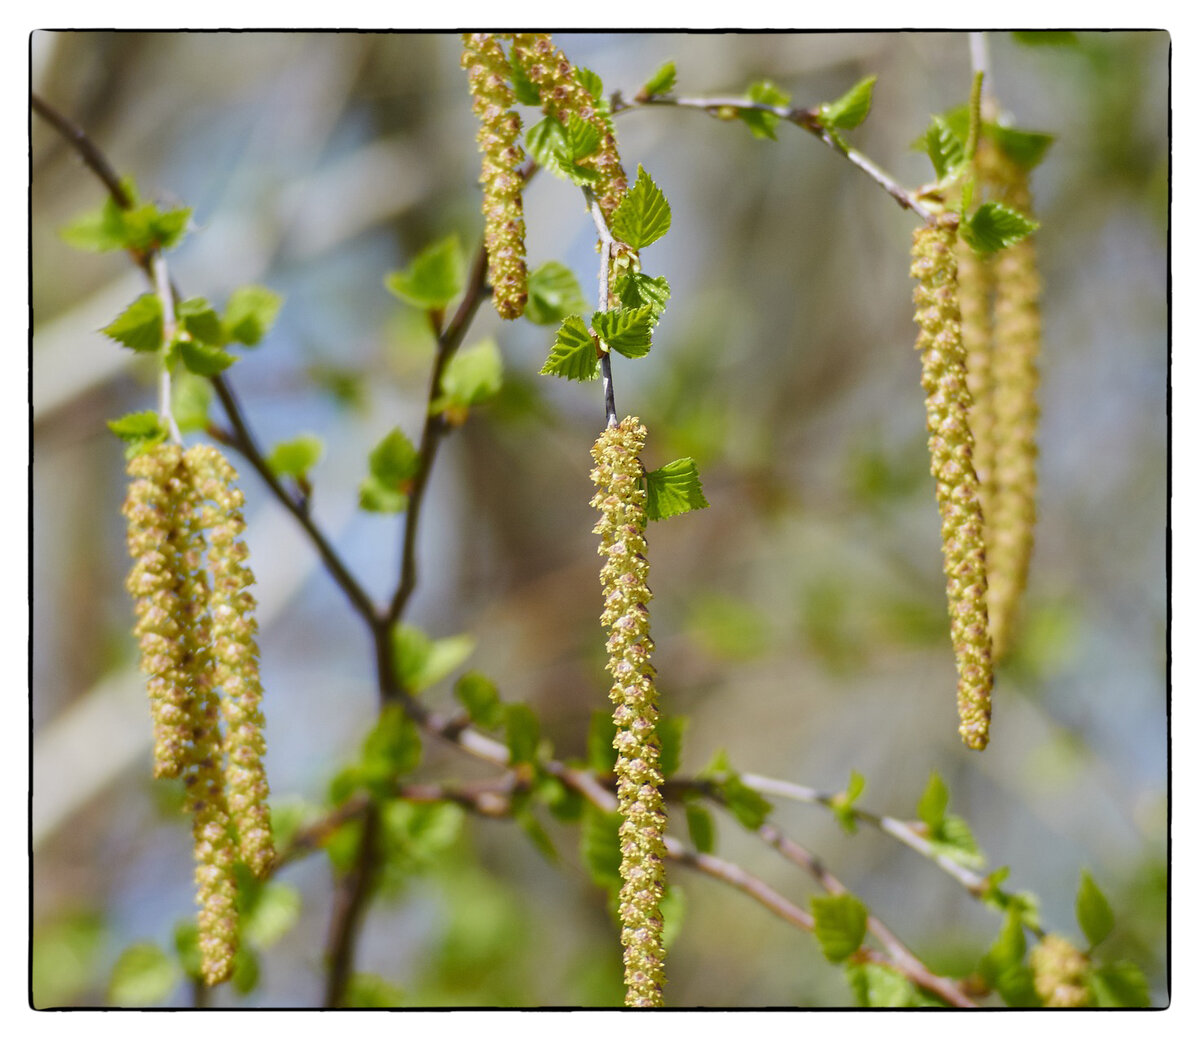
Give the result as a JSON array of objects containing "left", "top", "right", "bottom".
[
  {"left": 190, "top": 445, "right": 275, "bottom": 879},
  {"left": 983, "top": 148, "right": 1041, "bottom": 661},
  {"left": 461, "top": 33, "right": 528, "bottom": 320},
  {"left": 911, "top": 219, "right": 994, "bottom": 750},
  {"left": 590, "top": 417, "right": 667, "bottom": 1007}
]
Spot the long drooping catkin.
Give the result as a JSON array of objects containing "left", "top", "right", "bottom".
[
  {"left": 911, "top": 220, "right": 994, "bottom": 750},
  {"left": 590, "top": 417, "right": 667, "bottom": 1006},
  {"left": 984, "top": 151, "right": 1041, "bottom": 661},
  {"left": 461, "top": 33, "right": 528, "bottom": 320}
]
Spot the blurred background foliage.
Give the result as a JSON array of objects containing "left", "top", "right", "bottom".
[{"left": 31, "top": 31, "right": 1167, "bottom": 1007}]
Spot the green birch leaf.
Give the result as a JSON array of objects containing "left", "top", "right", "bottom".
[
  {"left": 811, "top": 893, "right": 868, "bottom": 963},
  {"left": 115, "top": 202, "right": 192, "bottom": 254},
  {"left": 917, "top": 771, "right": 949, "bottom": 830},
  {"left": 223, "top": 285, "right": 283, "bottom": 346},
  {"left": 685, "top": 801, "right": 715, "bottom": 854},
  {"left": 929, "top": 814, "right": 985, "bottom": 869},
  {"left": 525, "top": 261, "right": 588, "bottom": 325},
  {"left": 60, "top": 197, "right": 132, "bottom": 253},
  {"left": 819, "top": 75, "right": 877, "bottom": 131},
  {"left": 241, "top": 883, "right": 302, "bottom": 949},
  {"left": 614, "top": 272, "right": 670, "bottom": 321},
  {"left": 108, "top": 943, "right": 179, "bottom": 1006},
  {"left": 1075, "top": 870, "right": 1115, "bottom": 949},
  {"left": 360, "top": 703, "right": 422, "bottom": 790},
  {"left": 989, "top": 124, "right": 1055, "bottom": 169},
  {"left": 645, "top": 458, "right": 709, "bottom": 521},
  {"left": 831, "top": 770, "right": 866, "bottom": 834},
  {"left": 845, "top": 962, "right": 919, "bottom": 1007},
  {"left": 591, "top": 304, "right": 654, "bottom": 358},
  {"left": 1089, "top": 961, "right": 1150, "bottom": 1008},
  {"left": 962, "top": 201, "right": 1040, "bottom": 254},
  {"left": 525, "top": 116, "right": 568, "bottom": 170},
  {"left": 171, "top": 371, "right": 212, "bottom": 434},
  {"left": 917, "top": 115, "right": 966, "bottom": 181},
  {"left": 575, "top": 66, "right": 605, "bottom": 103},
  {"left": 360, "top": 427, "right": 418, "bottom": 512},
  {"left": 102, "top": 294, "right": 163, "bottom": 353},
  {"left": 610, "top": 165, "right": 672, "bottom": 249},
  {"left": 660, "top": 884, "right": 686, "bottom": 950},
  {"left": 385, "top": 235, "right": 465, "bottom": 310},
  {"left": 177, "top": 338, "right": 236, "bottom": 376},
  {"left": 265, "top": 434, "right": 323, "bottom": 479},
  {"left": 587, "top": 709, "right": 618, "bottom": 773},
  {"left": 359, "top": 477, "right": 407, "bottom": 514},
  {"left": 504, "top": 702, "right": 540, "bottom": 765},
  {"left": 107, "top": 411, "right": 167, "bottom": 453},
  {"left": 177, "top": 297, "right": 222, "bottom": 345},
  {"left": 454, "top": 671, "right": 505, "bottom": 730},
  {"left": 640, "top": 60, "right": 677, "bottom": 98},
  {"left": 657, "top": 715, "right": 687, "bottom": 779},
  {"left": 437, "top": 337, "right": 503, "bottom": 410},
  {"left": 979, "top": 908, "right": 1038, "bottom": 1006},
  {"left": 563, "top": 112, "right": 601, "bottom": 162},
  {"left": 580, "top": 804, "right": 623, "bottom": 889},
  {"left": 510, "top": 51, "right": 541, "bottom": 105},
  {"left": 737, "top": 80, "right": 790, "bottom": 140},
  {"left": 541, "top": 315, "right": 600, "bottom": 380},
  {"left": 719, "top": 773, "right": 772, "bottom": 830}
]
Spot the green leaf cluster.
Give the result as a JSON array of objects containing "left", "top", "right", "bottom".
[
  {"left": 644, "top": 457, "right": 708, "bottom": 521},
  {"left": 385, "top": 235, "right": 465, "bottom": 312},
  {"left": 359, "top": 427, "right": 419, "bottom": 513},
  {"left": 266, "top": 434, "right": 324, "bottom": 480},
  {"left": 526, "top": 114, "right": 603, "bottom": 186},
  {"left": 434, "top": 338, "right": 503, "bottom": 422},
  {"left": 818, "top": 75, "right": 877, "bottom": 133},
  {"left": 960, "top": 202, "right": 1039, "bottom": 255},
  {"left": 811, "top": 892, "right": 868, "bottom": 963},
  {"left": 700, "top": 750, "right": 772, "bottom": 830},
  {"left": 737, "top": 80, "right": 790, "bottom": 140},
  {"left": 915, "top": 772, "right": 984, "bottom": 868},
  {"left": 61, "top": 180, "right": 191, "bottom": 255},
  {"left": 392, "top": 625, "right": 475, "bottom": 694},
  {"left": 638, "top": 60, "right": 677, "bottom": 99},
  {"left": 107, "top": 411, "right": 168, "bottom": 458},
  {"left": 979, "top": 909, "right": 1038, "bottom": 1005}
]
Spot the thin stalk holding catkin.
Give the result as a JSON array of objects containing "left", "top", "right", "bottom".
[
  {"left": 461, "top": 33, "right": 528, "bottom": 319},
  {"left": 590, "top": 417, "right": 667, "bottom": 1006},
  {"left": 910, "top": 219, "right": 994, "bottom": 750}
]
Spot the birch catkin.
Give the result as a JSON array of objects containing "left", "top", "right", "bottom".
[
  {"left": 590, "top": 417, "right": 667, "bottom": 1006},
  {"left": 911, "top": 220, "right": 994, "bottom": 750},
  {"left": 461, "top": 33, "right": 528, "bottom": 319},
  {"left": 985, "top": 152, "right": 1041, "bottom": 661}
]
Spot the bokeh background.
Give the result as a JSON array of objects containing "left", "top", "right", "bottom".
[{"left": 31, "top": 31, "right": 1168, "bottom": 1007}]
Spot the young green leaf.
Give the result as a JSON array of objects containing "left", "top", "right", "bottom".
[
  {"left": 811, "top": 893, "right": 868, "bottom": 963},
  {"left": 391, "top": 627, "right": 474, "bottom": 694},
  {"left": 639, "top": 60, "right": 677, "bottom": 99},
  {"left": 60, "top": 197, "right": 134, "bottom": 253},
  {"left": 525, "top": 116, "right": 568, "bottom": 170},
  {"left": 525, "top": 261, "right": 588, "bottom": 325},
  {"left": 657, "top": 715, "right": 687, "bottom": 779},
  {"left": 108, "top": 942, "right": 180, "bottom": 1006},
  {"left": 989, "top": 124, "right": 1055, "bottom": 170},
  {"left": 591, "top": 304, "right": 654, "bottom": 359},
  {"left": 610, "top": 165, "right": 672, "bottom": 249},
  {"left": 917, "top": 114, "right": 966, "bottom": 181},
  {"left": 385, "top": 234, "right": 465, "bottom": 311},
  {"left": 660, "top": 884, "right": 686, "bottom": 950},
  {"left": 961, "top": 202, "right": 1040, "bottom": 254},
  {"left": 436, "top": 337, "right": 503, "bottom": 412},
  {"left": 240, "top": 883, "right": 302, "bottom": 949},
  {"left": 1089, "top": 961, "right": 1150, "bottom": 1008},
  {"left": 831, "top": 770, "right": 867, "bottom": 834},
  {"left": 563, "top": 112, "right": 601, "bottom": 162},
  {"left": 540, "top": 315, "right": 600, "bottom": 381},
  {"left": 177, "top": 339, "right": 236, "bottom": 376},
  {"left": 735, "top": 79, "right": 791, "bottom": 140},
  {"left": 454, "top": 671, "right": 506, "bottom": 731},
  {"left": 844, "top": 962, "right": 919, "bottom": 1007},
  {"left": 107, "top": 411, "right": 168, "bottom": 454},
  {"left": 359, "top": 427, "right": 419, "bottom": 513},
  {"left": 614, "top": 272, "right": 671, "bottom": 321},
  {"left": 515, "top": 803, "right": 559, "bottom": 862},
  {"left": 718, "top": 773, "right": 773, "bottom": 830},
  {"left": 979, "top": 908, "right": 1039, "bottom": 1006},
  {"left": 176, "top": 297, "right": 223, "bottom": 345},
  {"left": 684, "top": 801, "right": 716, "bottom": 854},
  {"left": 644, "top": 458, "right": 709, "bottom": 521},
  {"left": 223, "top": 285, "right": 283, "bottom": 346},
  {"left": 586, "top": 709, "right": 618, "bottom": 773},
  {"left": 102, "top": 294, "right": 164, "bottom": 353},
  {"left": 819, "top": 75, "right": 877, "bottom": 131},
  {"left": 929, "top": 813, "right": 985, "bottom": 869},
  {"left": 509, "top": 51, "right": 541, "bottom": 105},
  {"left": 360, "top": 703, "right": 422, "bottom": 791},
  {"left": 1075, "top": 870, "right": 1115, "bottom": 949},
  {"left": 171, "top": 372, "right": 212, "bottom": 434},
  {"left": 580, "top": 804, "right": 623, "bottom": 890},
  {"left": 266, "top": 434, "right": 324, "bottom": 480},
  {"left": 917, "top": 771, "right": 949, "bottom": 830},
  {"left": 504, "top": 702, "right": 540, "bottom": 765},
  {"left": 575, "top": 66, "right": 605, "bottom": 103}
]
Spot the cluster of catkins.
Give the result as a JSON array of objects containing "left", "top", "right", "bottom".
[
  {"left": 123, "top": 442, "right": 273, "bottom": 985},
  {"left": 910, "top": 145, "right": 1041, "bottom": 750},
  {"left": 461, "top": 32, "right": 633, "bottom": 318},
  {"left": 590, "top": 418, "right": 667, "bottom": 1007}
]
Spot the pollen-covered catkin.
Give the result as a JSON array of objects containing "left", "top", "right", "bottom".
[
  {"left": 590, "top": 417, "right": 666, "bottom": 1007},
  {"left": 461, "top": 33, "right": 527, "bottom": 320},
  {"left": 1030, "top": 934, "right": 1092, "bottom": 1007},
  {"left": 124, "top": 444, "right": 198, "bottom": 779},
  {"left": 911, "top": 220, "right": 994, "bottom": 750},
  {"left": 190, "top": 445, "right": 275, "bottom": 879},
  {"left": 985, "top": 151, "right": 1041, "bottom": 661}
]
